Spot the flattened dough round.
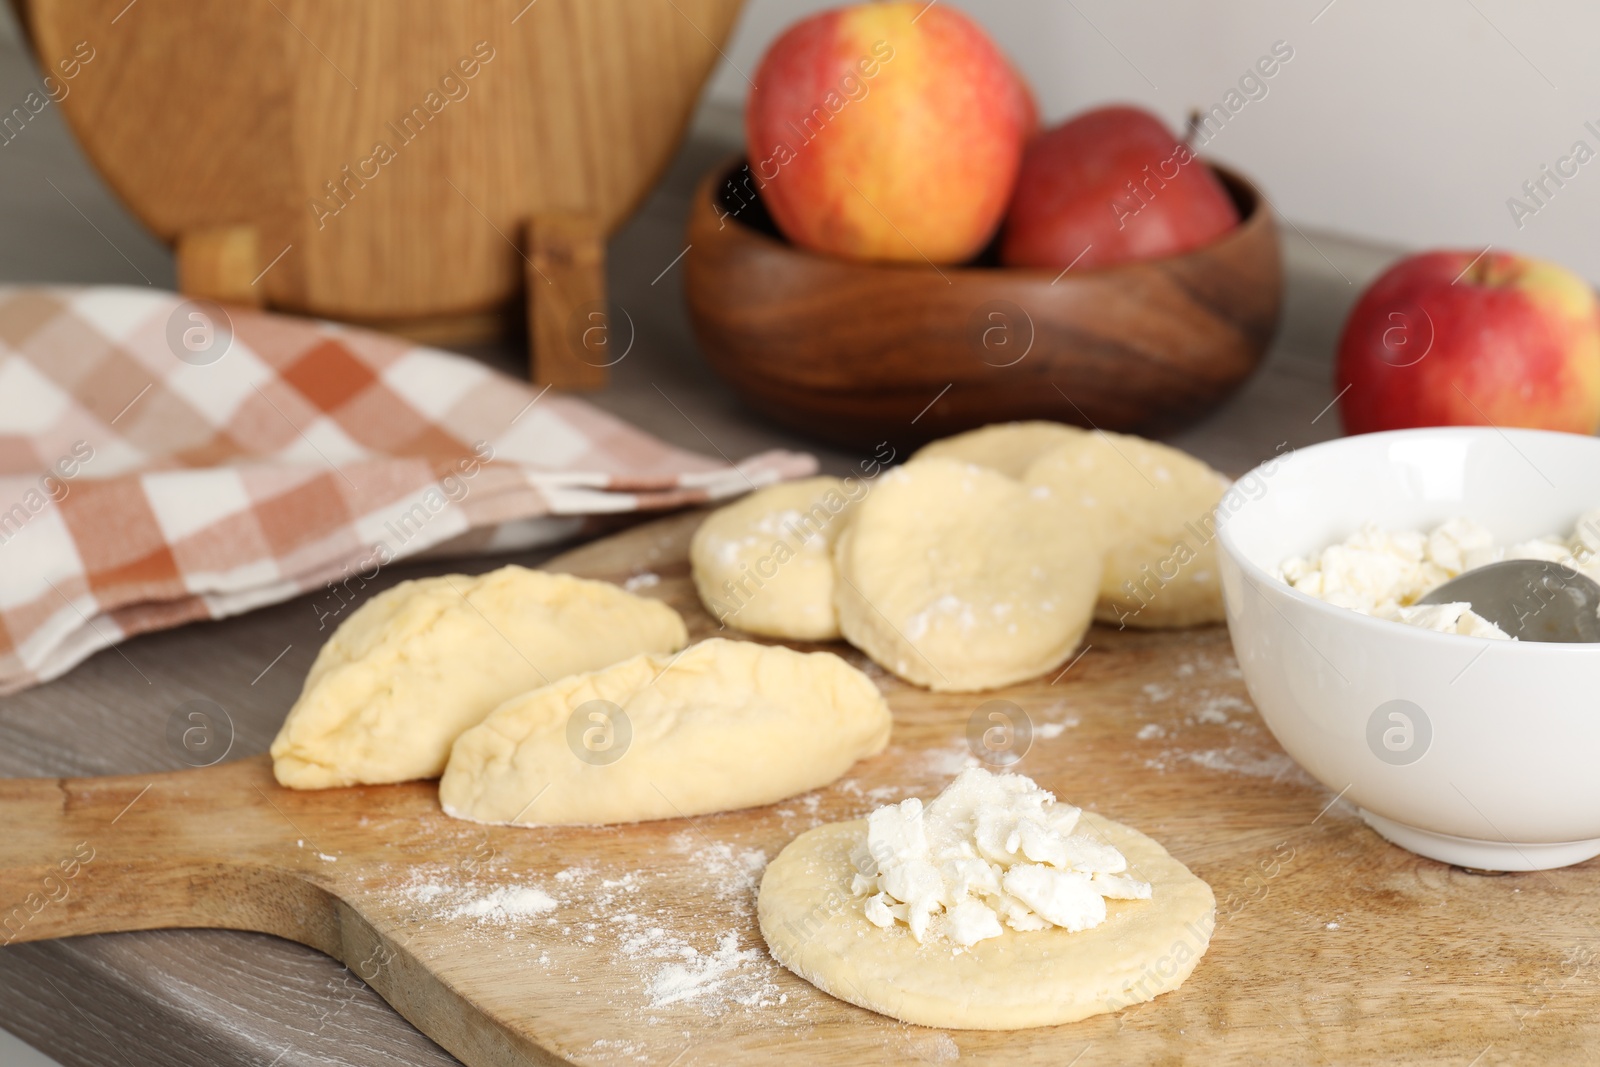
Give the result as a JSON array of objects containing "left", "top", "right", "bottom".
[
  {"left": 690, "top": 476, "right": 858, "bottom": 640},
  {"left": 439, "top": 638, "right": 891, "bottom": 825},
  {"left": 759, "top": 811, "right": 1215, "bottom": 1029},
  {"left": 271, "top": 566, "right": 686, "bottom": 789},
  {"left": 834, "top": 458, "right": 1099, "bottom": 691},
  {"left": 1026, "top": 433, "right": 1231, "bottom": 629},
  {"left": 910, "top": 421, "right": 1086, "bottom": 480}
]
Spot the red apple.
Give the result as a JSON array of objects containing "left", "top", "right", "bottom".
[
  {"left": 998, "top": 105, "right": 1240, "bottom": 271},
  {"left": 1335, "top": 250, "right": 1600, "bottom": 436},
  {"left": 745, "top": 2, "right": 1033, "bottom": 264}
]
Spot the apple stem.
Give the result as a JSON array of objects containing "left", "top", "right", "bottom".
[{"left": 1184, "top": 108, "right": 1202, "bottom": 150}]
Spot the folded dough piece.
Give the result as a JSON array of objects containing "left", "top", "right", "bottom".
[
  {"left": 910, "top": 421, "right": 1087, "bottom": 480},
  {"left": 1027, "top": 432, "right": 1231, "bottom": 629},
  {"left": 834, "top": 458, "right": 1100, "bottom": 691},
  {"left": 690, "top": 476, "right": 859, "bottom": 640},
  {"left": 439, "top": 637, "right": 891, "bottom": 825},
  {"left": 270, "top": 566, "right": 687, "bottom": 789}
]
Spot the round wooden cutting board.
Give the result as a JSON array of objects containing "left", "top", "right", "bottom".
[
  {"left": 1, "top": 511, "right": 1593, "bottom": 1065},
  {"left": 13, "top": 0, "right": 743, "bottom": 382}
]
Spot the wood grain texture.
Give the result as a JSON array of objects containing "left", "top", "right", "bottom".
[
  {"left": 529, "top": 214, "right": 610, "bottom": 389},
  {"left": 16, "top": 0, "right": 742, "bottom": 330},
  {"left": 4, "top": 509, "right": 1597, "bottom": 1066},
  {"left": 685, "top": 156, "right": 1284, "bottom": 449},
  {"left": 0, "top": 929, "right": 459, "bottom": 1066}
]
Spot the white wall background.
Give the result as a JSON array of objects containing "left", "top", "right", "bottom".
[{"left": 707, "top": 0, "right": 1600, "bottom": 280}]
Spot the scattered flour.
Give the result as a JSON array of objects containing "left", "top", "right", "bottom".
[
  {"left": 584, "top": 1038, "right": 647, "bottom": 1062},
  {"left": 386, "top": 849, "right": 796, "bottom": 1030},
  {"left": 601, "top": 838, "right": 789, "bottom": 1016},
  {"left": 1192, "top": 692, "right": 1253, "bottom": 725},
  {"left": 447, "top": 885, "right": 560, "bottom": 922},
  {"left": 1183, "top": 747, "right": 1305, "bottom": 782},
  {"left": 640, "top": 932, "right": 770, "bottom": 1008},
  {"left": 622, "top": 572, "right": 660, "bottom": 593},
  {"left": 405, "top": 883, "right": 450, "bottom": 905},
  {"left": 667, "top": 834, "right": 767, "bottom": 897},
  {"left": 923, "top": 741, "right": 979, "bottom": 777},
  {"left": 1136, "top": 723, "right": 1165, "bottom": 741}
]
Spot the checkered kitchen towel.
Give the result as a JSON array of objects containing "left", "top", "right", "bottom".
[{"left": 0, "top": 287, "right": 815, "bottom": 694}]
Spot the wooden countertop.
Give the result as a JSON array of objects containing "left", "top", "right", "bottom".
[{"left": 0, "top": 37, "right": 1401, "bottom": 1065}]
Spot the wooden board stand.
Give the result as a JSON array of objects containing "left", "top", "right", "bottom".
[
  {"left": 529, "top": 214, "right": 611, "bottom": 390},
  {"left": 14, "top": 0, "right": 747, "bottom": 390},
  {"left": 174, "top": 225, "right": 265, "bottom": 308}
]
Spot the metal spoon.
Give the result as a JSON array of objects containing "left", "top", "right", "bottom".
[{"left": 1418, "top": 560, "right": 1600, "bottom": 643}]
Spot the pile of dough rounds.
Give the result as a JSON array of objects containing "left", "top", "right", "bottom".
[
  {"left": 440, "top": 637, "right": 891, "bottom": 825},
  {"left": 688, "top": 421, "right": 1231, "bottom": 690},
  {"left": 835, "top": 458, "right": 1098, "bottom": 691},
  {"left": 759, "top": 767, "right": 1215, "bottom": 1030},
  {"left": 909, "top": 419, "right": 1086, "bottom": 479},
  {"left": 689, "top": 475, "right": 858, "bottom": 640},
  {"left": 270, "top": 566, "right": 687, "bottom": 789},
  {"left": 1026, "top": 430, "right": 1232, "bottom": 629}
]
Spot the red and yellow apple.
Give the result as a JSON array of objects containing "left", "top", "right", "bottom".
[
  {"left": 998, "top": 105, "right": 1240, "bottom": 271},
  {"left": 1335, "top": 250, "right": 1600, "bottom": 435},
  {"left": 745, "top": 2, "right": 1033, "bottom": 264}
]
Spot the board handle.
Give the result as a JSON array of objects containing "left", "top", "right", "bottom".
[{"left": 0, "top": 757, "right": 340, "bottom": 953}]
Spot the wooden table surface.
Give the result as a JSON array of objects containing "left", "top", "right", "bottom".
[{"left": 0, "top": 28, "right": 1405, "bottom": 1066}]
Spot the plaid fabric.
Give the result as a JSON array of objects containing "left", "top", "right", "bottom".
[{"left": 0, "top": 287, "right": 815, "bottom": 694}]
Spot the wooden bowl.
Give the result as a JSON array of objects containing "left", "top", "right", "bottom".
[{"left": 684, "top": 156, "right": 1283, "bottom": 449}]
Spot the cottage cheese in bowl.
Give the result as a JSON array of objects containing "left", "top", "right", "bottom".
[
  {"left": 1276, "top": 511, "right": 1600, "bottom": 639},
  {"left": 1214, "top": 427, "right": 1600, "bottom": 870}
]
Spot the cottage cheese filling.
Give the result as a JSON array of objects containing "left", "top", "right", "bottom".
[
  {"left": 851, "top": 767, "right": 1150, "bottom": 947},
  {"left": 1278, "top": 511, "right": 1600, "bottom": 639}
]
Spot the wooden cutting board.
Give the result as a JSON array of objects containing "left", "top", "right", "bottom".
[{"left": 2, "top": 511, "right": 1595, "bottom": 1065}]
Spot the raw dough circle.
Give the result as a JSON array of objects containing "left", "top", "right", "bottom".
[
  {"left": 439, "top": 638, "right": 891, "bottom": 825},
  {"left": 911, "top": 421, "right": 1086, "bottom": 480},
  {"left": 833, "top": 458, "right": 1098, "bottom": 692},
  {"left": 690, "top": 476, "right": 859, "bottom": 640},
  {"left": 1026, "top": 433, "right": 1231, "bottom": 629},
  {"left": 758, "top": 811, "right": 1215, "bottom": 1029}
]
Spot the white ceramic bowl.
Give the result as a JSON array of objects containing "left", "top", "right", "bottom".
[{"left": 1216, "top": 427, "right": 1600, "bottom": 871}]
